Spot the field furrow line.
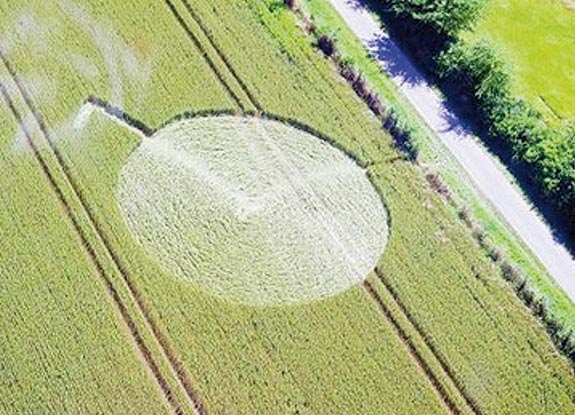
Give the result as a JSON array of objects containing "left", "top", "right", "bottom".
[
  {"left": 173, "top": 0, "right": 263, "bottom": 112},
  {"left": 162, "top": 2, "right": 480, "bottom": 413},
  {"left": 0, "top": 50, "right": 207, "bottom": 415},
  {"left": 161, "top": 6, "right": 341, "bottom": 409},
  {"left": 163, "top": 0, "right": 248, "bottom": 113},
  {"left": 0, "top": 79, "right": 183, "bottom": 415},
  {"left": 363, "top": 280, "right": 462, "bottom": 415},
  {"left": 371, "top": 268, "right": 485, "bottom": 415}
]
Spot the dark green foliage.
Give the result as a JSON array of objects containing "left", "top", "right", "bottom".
[
  {"left": 438, "top": 39, "right": 575, "bottom": 226},
  {"left": 317, "top": 34, "right": 336, "bottom": 57},
  {"left": 383, "top": 1, "right": 575, "bottom": 230},
  {"left": 383, "top": 108, "right": 419, "bottom": 161},
  {"left": 387, "top": 0, "right": 487, "bottom": 37},
  {"left": 283, "top": 0, "right": 299, "bottom": 11}
]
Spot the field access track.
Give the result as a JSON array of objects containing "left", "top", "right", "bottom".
[
  {"left": 163, "top": 0, "right": 257, "bottom": 113},
  {"left": 0, "top": 48, "right": 206, "bottom": 415},
  {"left": 367, "top": 270, "right": 483, "bottom": 415}
]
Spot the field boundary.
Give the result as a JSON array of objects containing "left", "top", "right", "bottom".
[{"left": 0, "top": 50, "right": 207, "bottom": 415}]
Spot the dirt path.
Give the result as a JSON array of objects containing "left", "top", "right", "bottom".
[{"left": 328, "top": 0, "right": 575, "bottom": 303}]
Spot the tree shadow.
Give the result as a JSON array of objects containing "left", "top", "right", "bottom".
[
  {"left": 438, "top": 102, "right": 469, "bottom": 137},
  {"left": 366, "top": 33, "right": 424, "bottom": 87},
  {"left": 345, "top": 0, "right": 368, "bottom": 11}
]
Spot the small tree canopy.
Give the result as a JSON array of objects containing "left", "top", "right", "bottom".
[{"left": 388, "top": 0, "right": 487, "bottom": 37}]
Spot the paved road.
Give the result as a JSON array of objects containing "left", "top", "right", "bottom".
[{"left": 328, "top": 0, "right": 575, "bottom": 302}]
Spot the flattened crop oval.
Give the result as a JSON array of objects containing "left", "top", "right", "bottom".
[{"left": 118, "top": 115, "right": 388, "bottom": 306}]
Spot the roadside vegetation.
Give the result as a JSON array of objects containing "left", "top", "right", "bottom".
[{"left": 368, "top": 0, "right": 575, "bottom": 238}]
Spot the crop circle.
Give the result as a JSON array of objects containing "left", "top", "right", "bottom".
[{"left": 117, "top": 115, "right": 388, "bottom": 305}]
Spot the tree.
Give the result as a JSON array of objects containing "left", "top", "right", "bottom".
[{"left": 388, "top": 0, "right": 487, "bottom": 38}]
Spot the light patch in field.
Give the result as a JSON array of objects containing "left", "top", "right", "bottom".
[
  {"left": 61, "top": 52, "right": 101, "bottom": 79},
  {"left": 118, "top": 116, "right": 389, "bottom": 306},
  {"left": 0, "top": 11, "right": 50, "bottom": 55},
  {"left": 3, "top": 1, "right": 156, "bottom": 153},
  {"left": 61, "top": 1, "right": 155, "bottom": 109}
]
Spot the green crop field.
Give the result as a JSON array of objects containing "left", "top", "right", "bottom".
[
  {"left": 471, "top": 0, "right": 575, "bottom": 121},
  {"left": 1, "top": 1, "right": 575, "bottom": 414}
]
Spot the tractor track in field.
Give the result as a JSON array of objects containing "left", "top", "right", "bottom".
[
  {"left": 0, "top": 79, "right": 183, "bottom": 415},
  {"left": 165, "top": 1, "right": 325, "bottom": 408},
  {"left": 178, "top": 0, "right": 264, "bottom": 112},
  {"left": 166, "top": 3, "right": 483, "bottom": 413},
  {"left": 163, "top": 0, "right": 247, "bottom": 113},
  {"left": 166, "top": 0, "right": 263, "bottom": 113},
  {"left": 362, "top": 279, "right": 461, "bottom": 415},
  {"left": 0, "top": 50, "right": 207, "bottom": 415},
  {"left": 370, "top": 268, "right": 485, "bottom": 415}
]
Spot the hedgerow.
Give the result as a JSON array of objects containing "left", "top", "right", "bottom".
[
  {"left": 377, "top": 0, "right": 575, "bottom": 229},
  {"left": 438, "top": 40, "right": 575, "bottom": 227}
]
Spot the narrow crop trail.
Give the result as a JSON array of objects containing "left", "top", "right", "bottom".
[
  {"left": 0, "top": 78, "right": 184, "bottom": 415},
  {"left": 329, "top": 0, "right": 575, "bottom": 303},
  {"left": 363, "top": 279, "right": 465, "bottom": 415},
  {"left": 0, "top": 51, "right": 206, "bottom": 415}
]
